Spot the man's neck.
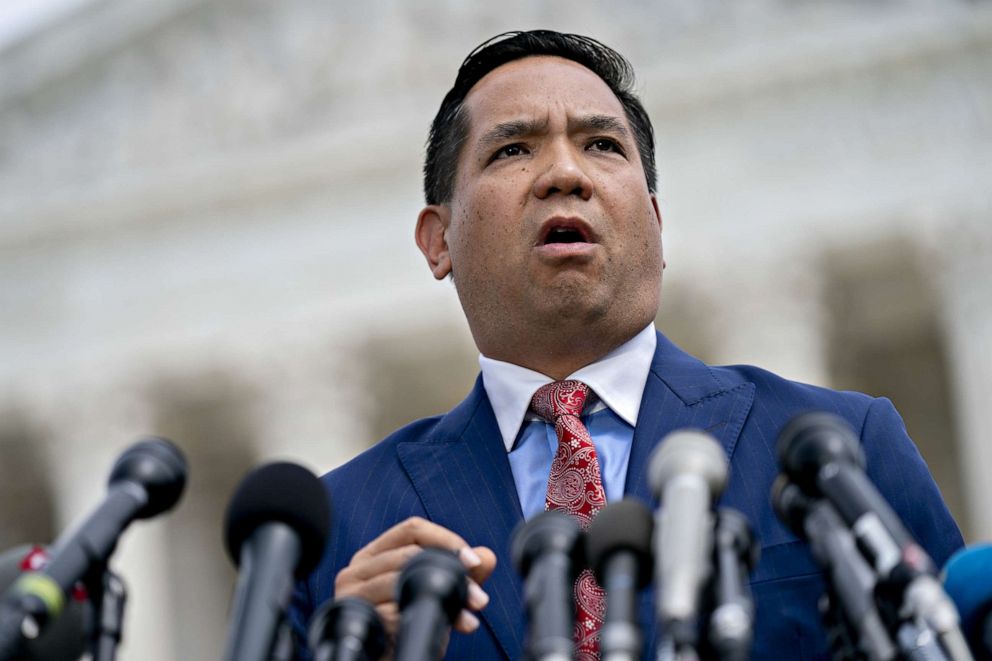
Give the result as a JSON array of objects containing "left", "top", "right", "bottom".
[{"left": 476, "top": 322, "right": 650, "bottom": 380}]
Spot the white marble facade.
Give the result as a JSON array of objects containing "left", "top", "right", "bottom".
[{"left": 1, "top": 1, "right": 990, "bottom": 659}]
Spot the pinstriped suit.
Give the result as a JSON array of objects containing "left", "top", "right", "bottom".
[{"left": 290, "top": 331, "right": 963, "bottom": 660}]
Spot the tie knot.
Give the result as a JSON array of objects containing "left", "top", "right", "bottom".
[{"left": 530, "top": 380, "right": 590, "bottom": 422}]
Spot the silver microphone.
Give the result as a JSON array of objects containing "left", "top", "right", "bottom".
[{"left": 649, "top": 429, "right": 729, "bottom": 653}]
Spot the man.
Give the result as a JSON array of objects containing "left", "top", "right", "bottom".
[{"left": 290, "top": 31, "right": 962, "bottom": 659}]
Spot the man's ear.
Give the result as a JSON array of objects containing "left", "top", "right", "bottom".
[
  {"left": 651, "top": 193, "right": 666, "bottom": 270},
  {"left": 415, "top": 205, "right": 453, "bottom": 280}
]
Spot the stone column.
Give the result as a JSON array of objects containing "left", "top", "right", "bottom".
[{"left": 936, "top": 216, "right": 992, "bottom": 542}]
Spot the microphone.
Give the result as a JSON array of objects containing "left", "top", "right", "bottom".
[
  {"left": 0, "top": 546, "right": 87, "bottom": 661},
  {"left": 0, "top": 438, "right": 187, "bottom": 656},
  {"left": 777, "top": 412, "right": 932, "bottom": 579},
  {"left": 943, "top": 544, "right": 992, "bottom": 660},
  {"left": 394, "top": 548, "right": 468, "bottom": 661},
  {"left": 648, "top": 429, "right": 728, "bottom": 651},
  {"left": 307, "top": 596, "right": 386, "bottom": 661},
  {"left": 706, "top": 508, "right": 759, "bottom": 661},
  {"left": 511, "top": 510, "right": 583, "bottom": 661},
  {"left": 777, "top": 413, "right": 972, "bottom": 660},
  {"left": 773, "top": 477, "right": 897, "bottom": 661},
  {"left": 585, "top": 499, "right": 653, "bottom": 661},
  {"left": 222, "top": 462, "right": 331, "bottom": 661}
]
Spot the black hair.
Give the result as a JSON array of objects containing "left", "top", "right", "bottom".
[{"left": 423, "top": 30, "right": 657, "bottom": 205}]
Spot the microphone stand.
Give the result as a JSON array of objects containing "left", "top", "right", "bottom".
[
  {"left": 819, "top": 583, "right": 949, "bottom": 661},
  {"left": 88, "top": 562, "right": 128, "bottom": 661},
  {"left": 0, "top": 555, "right": 126, "bottom": 661},
  {"left": 773, "top": 478, "right": 902, "bottom": 661},
  {"left": 268, "top": 621, "right": 294, "bottom": 661},
  {"left": 704, "top": 509, "right": 758, "bottom": 661},
  {"left": 819, "top": 587, "right": 878, "bottom": 661},
  {"left": 870, "top": 579, "right": 967, "bottom": 661},
  {"left": 656, "top": 637, "right": 700, "bottom": 661}
]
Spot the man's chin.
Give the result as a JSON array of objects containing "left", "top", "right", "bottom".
[{"left": 531, "top": 288, "right": 611, "bottom": 326}]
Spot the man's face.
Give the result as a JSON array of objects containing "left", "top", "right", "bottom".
[{"left": 419, "top": 55, "right": 664, "bottom": 356}]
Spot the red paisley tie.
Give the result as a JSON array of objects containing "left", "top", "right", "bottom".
[{"left": 530, "top": 380, "right": 607, "bottom": 660}]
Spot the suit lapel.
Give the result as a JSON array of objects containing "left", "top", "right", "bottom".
[
  {"left": 396, "top": 377, "right": 524, "bottom": 660},
  {"left": 625, "top": 332, "right": 755, "bottom": 502}
]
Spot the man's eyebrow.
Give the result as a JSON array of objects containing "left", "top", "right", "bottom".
[
  {"left": 475, "top": 114, "right": 630, "bottom": 154},
  {"left": 476, "top": 118, "right": 549, "bottom": 153},
  {"left": 571, "top": 114, "right": 630, "bottom": 137}
]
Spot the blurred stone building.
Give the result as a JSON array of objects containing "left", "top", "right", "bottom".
[{"left": 0, "top": 1, "right": 989, "bottom": 659}]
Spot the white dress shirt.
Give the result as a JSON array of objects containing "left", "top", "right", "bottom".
[{"left": 479, "top": 324, "right": 657, "bottom": 518}]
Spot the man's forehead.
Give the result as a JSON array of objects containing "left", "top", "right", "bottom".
[{"left": 461, "top": 55, "right": 628, "bottom": 133}]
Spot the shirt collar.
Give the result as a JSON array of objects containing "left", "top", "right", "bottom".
[{"left": 479, "top": 324, "right": 657, "bottom": 452}]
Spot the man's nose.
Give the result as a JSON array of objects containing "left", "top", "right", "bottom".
[{"left": 531, "top": 144, "right": 594, "bottom": 201}]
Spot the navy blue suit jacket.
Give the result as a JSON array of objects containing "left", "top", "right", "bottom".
[{"left": 290, "top": 331, "right": 963, "bottom": 659}]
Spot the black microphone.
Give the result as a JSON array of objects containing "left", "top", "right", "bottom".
[
  {"left": 706, "top": 508, "right": 759, "bottom": 661},
  {"left": 0, "top": 437, "right": 186, "bottom": 657},
  {"left": 308, "top": 596, "right": 386, "bottom": 661},
  {"left": 394, "top": 548, "right": 468, "bottom": 661},
  {"left": 773, "top": 477, "right": 897, "bottom": 661},
  {"left": 512, "top": 510, "right": 583, "bottom": 661},
  {"left": 585, "top": 499, "right": 653, "bottom": 661},
  {"left": 222, "top": 462, "right": 331, "bottom": 661},
  {"left": 777, "top": 412, "right": 931, "bottom": 579},
  {"left": 942, "top": 544, "right": 992, "bottom": 660},
  {"left": 648, "top": 429, "right": 728, "bottom": 652},
  {"left": 777, "top": 413, "right": 971, "bottom": 660},
  {"left": 0, "top": 546, "right": 87, "bottom": 661}
]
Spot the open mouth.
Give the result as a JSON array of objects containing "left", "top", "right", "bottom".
[
  {"left": 544, "top": 227, "right": 589, "bottom": 244},
  {"left": 538, "top": 218, "right": 594, "bottom": 246}
]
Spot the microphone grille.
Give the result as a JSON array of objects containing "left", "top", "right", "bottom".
[
  {"left": 714, "top": 508, "right": 760, "bottom": 572},
  {"left": 511, "top": 510, "right": 582, "bottom": 578},
  {"left": 585, "top": 499, "right": 653, "bottom": 587},
  {"left": 223, "top": 462, "right": 331, "bottom": 578},
  {"left": 648, "top": 429, "right": 728, "bottom": 499},
  {"left": 308, "top": 597, "right": 386, "bottom": 661},
  {"left": 109, "top": 437, "right": 188, "bottom": 519},
  {"left": 942, "top": 543, "right": 992, "bottom": 645},
  {"left": 776, "top": 412, "right": 864, "bottom": 490},
  {"left": 397, "top": 548, "right": 468, "bottom": 623},
  {"left": 770, "top": 476, "right": 811, "bottom": 538}
]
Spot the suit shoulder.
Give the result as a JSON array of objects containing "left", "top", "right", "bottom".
[
  {"left": 711, "top": 362, "right": 874, "bottom": 422},
  {"left": 321, "top": 414, "right": 444, "bottom": 484}
]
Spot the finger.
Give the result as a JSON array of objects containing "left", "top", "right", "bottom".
[
  {"left": 466, "top": 579, "right": 490, "bottom": 611},
  {"left": 457, "top": 546, "right": 483, "bottom": 571},
  {"left": 337, "top": 570, "right": 401, "bottom": 605},
  {"left": 453, "top": 609, "right": 480, "bottom": 634},
  {"left": 466, "top": 546, "right": 497, "bottom": 584},
  {"left": 375, "top": 602, "right": 399, "bottom": 637},
  {"left": 357, "top": 517, "right": 471, "bottom": 560},
  {"left": 348, "top": 544, "right": 423, "bottom": 581}
]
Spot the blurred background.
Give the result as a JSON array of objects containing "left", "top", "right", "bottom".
[{"left": 0, "top": 0, "right": 989, "bottom": 658}]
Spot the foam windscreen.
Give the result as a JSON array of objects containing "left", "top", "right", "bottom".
[
  {"left": 585, "top": 499, "right": 653, "bottom": 587},
  {"left": 223, "top": 462, "right": 331, "bottom": 578}
]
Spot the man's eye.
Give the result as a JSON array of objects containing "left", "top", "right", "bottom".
[
  {"left": 588, "top": 138, "right": 623, "bottom": 155},
  {"left": 492, "top": 144, "right": 529, "bottom": 161}
]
